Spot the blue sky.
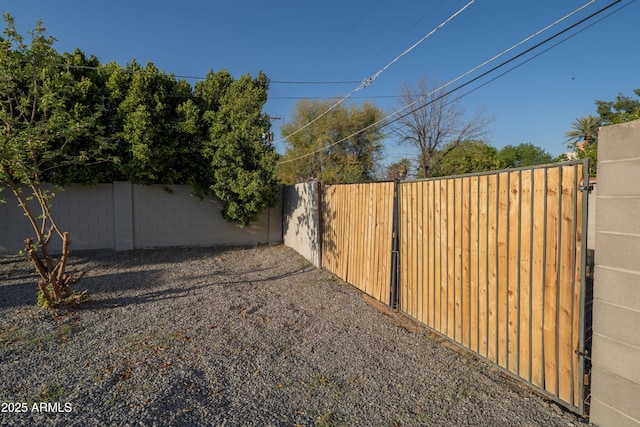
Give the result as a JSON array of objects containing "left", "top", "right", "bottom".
[{"left": 3, "top": 0, "right": 639, "bottom": 164}]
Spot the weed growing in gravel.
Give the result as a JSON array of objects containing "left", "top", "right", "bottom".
[
  {"left": 414, "top": 402, "right": 434, "bottom": 425},
  {"left": 0, "top": 326, "right": 23, "bottom": 345},
  {"left": 314, "top": 411, "right": 346, "bottom": 427},
  {"left": 125, "top": 330, "right": 189, "bottom": 354},
  {"left": 303, "top": 371, "right": 347, "bottom": 401},
  {"left": 27, "top": 324, "right": 73, "bottom": 346},
  {"left": 0, "top": 324, "right": 72, "bottom": 347},
  {"left": 37, "top": 284, "right": 89, "bottom": 308},
  {"left": 30, "top": 383, "right": 65, "bottom": 403}
]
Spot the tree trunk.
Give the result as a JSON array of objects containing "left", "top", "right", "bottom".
[{"left": 26, "top": 231, "right": 87, "bottom": 308}]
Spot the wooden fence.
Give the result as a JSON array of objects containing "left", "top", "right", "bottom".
[
  {"left": 322, "top": 182, "right": 395, "bottom": 305},
  {"left": 398, "top": 162, "right": 588, "bottom": 412},
  {"left": 319, "top": 161, "right": 590, "bottom": 414}
]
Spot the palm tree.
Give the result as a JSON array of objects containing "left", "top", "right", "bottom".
[{"left": 565, "top": 115, "right": 601, "bottom": 150}]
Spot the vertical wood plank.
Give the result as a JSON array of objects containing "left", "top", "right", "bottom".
[
  {"left": 411, "top": 182, "right": 418, "bottom": 319},
  {"left": 531, "top": 168, "right": 546, "bottom": 388},
  {"left": 478, "top": 174, "right": 489, "bottom": 358},
  {"left": 446, "top": 179, "right": 455, "bottom": 339},
  {"left": 573, "top": 164, "right": 584, "bottom": 406},
  {"left": 519, "top": 170, "right": 533, "bottom": 381},
  {"left": 558, "top": 166, "right": 576, "bottom": 403},
  {"left": 354, "top": 184, "right": 363, "bottom": 288},
  {"left": 508, "top": 171, "right": 521, "bottom": 374},
  {"left": 487, "top": 174, "right": 498, "bottom": 363},
  {"left": 428, "top": 180, "right": 436, "bottom": 328},
  {"left": 417, "top": 182, "right": 425, "bottom": 323},
  {"left": 455, "top": 178, "right": 464, "bottom": 343},
  {"left": 436, "top": 180, "right": 444, "bottom": 331},
  {"left": 339, "top": 185, "right": 348, "bottom": 280},
  {"left": 544, "top": 167, "right": 560, "bottom": 395},
  {"left": 367, "top": 184, "right": 375, "bottom": 296},
  {"left": 321, "top": 185, "right": 328, "bottom": 271},
  {"left": 374, "top": 183, "right": 382, "bottom": 303},
  {"left": 462, "top": 177, "right": 471, "bottom": 348},
  {"left": 470, "top": 176, "right": 480, "bottom": 353},
  {"left": 372, "top": 184, "right": 380, "bottom": 301},
  {"left": 498, "top": 172, "right": 509, "bottom": 368}
]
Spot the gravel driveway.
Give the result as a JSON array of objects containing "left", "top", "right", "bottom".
[{"left": 0, "top": 245, "right": 584, "bottom": 426}]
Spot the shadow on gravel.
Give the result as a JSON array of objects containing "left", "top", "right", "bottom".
[
  {"left": 84, "top": 283, "right": 214, "bottom": 310},
  {"left": 83, "top": 266, "right": 315, "bottom": 310},
  {"left": 216, "top": 266, "right": 316, "bottom": 286},
  {"left": 0, "top": 256, "right": 38, "bottom": 309},
  {"left": 1, "top": 246, "right": 312, "bottom": 311},
  {"left": 81, "top": 270, "right": 165, "bottom": 294},
  {"left": 70, "top": 246, "right": 243, "bottom": 269},
  {"left": 0, "top": 282, "right": 37, "bottom": 309}
]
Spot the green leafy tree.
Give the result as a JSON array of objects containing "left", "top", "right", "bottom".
[
  {"left": 497, "top": 142, "right": 554, "bottom": 169},
  {"left": 562, "top": 89, "right": 640, "bottom": 178},
  {"left": 2, "top": 16, "right": 281, "bottom": 312},
  {"left": 433, "top": 140, "right": 500, "bottom": 177},
  {"left": 596, "top": 89, "right": 640, "bottom": 125},
  {"left": 42, "top": 49, "right": 119, "bottom": 185},
  {"left": 196, "top": 70, "right": 279, "bottom": 226},
  {"left": 277, "top": 99, "right": 385, "bottom": 184},
  {"left": 0, "top": 14, "right": 111, "bottom": 307},
  {"left": 117, "top": 61, "right": 200, "bottom": 185}
]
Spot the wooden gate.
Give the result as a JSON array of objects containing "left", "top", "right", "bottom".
[{"left": 398, "top": 161, "right": 590, "bottom": 414}]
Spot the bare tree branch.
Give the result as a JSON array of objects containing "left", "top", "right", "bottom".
[{"left": 391, "top": 75, "right": 493, "bottom": 178}]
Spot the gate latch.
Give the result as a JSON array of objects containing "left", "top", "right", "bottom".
[{"left": 576, "top": 349, "right": 591, "bottom": 360}]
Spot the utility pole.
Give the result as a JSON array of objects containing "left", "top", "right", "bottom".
[{"left": 264, "top": 115, "right": 283, "bottom": 144}]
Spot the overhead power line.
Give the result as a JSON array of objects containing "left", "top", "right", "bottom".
[
  {"left": 272, "top": 0, "right": 595, "bottom": 102},
  {"left": 276, "top": 0, "right": 476, "bottom": 145},
  {"left": 277, "top": 0, "right": 620, "bottom": 165},
  {"left": 270, "top": 80, "right": 360, "bottom": 84},
  {"left": 63, "top": 66, "right": 360, "bottom": 85},
  {"left": 383, "top": 0, "right": 623, "bottom": 130},
  {"left": 345, "top": 0, "right": 447, "bottom": 80},
  {"left": 439, "top": 0, "right": 637, "bottom": 121}
]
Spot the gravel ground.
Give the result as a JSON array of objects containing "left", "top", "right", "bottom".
[{"left": 0, "top": 245, "right": 586, "bottom": 426}]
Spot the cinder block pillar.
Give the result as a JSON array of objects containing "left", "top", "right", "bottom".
[
  {"left": 591, "top": 119, "right": 640, "bottom": 427},
  {"left": 112, "top": 182, "right": 134, "bottom": 251}
]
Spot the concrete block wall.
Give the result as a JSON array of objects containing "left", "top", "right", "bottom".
[
  {"left": 0, "top": 182, "right": 282, "bottom": 255},
  {"left": 282, "top": 182, "right": 322, "bottom": 268},
  {"left": 0, "top": 183, "right": 116, "bottom": 254},
  {"left": 591, "top": 119, "right": 640, "bottom": 427},
  {"left": 131, "top": 184, "right": 282, "bottom": 248}
]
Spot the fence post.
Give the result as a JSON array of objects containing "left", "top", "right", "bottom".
[
  {"left": 577, "top": 158, "right": 591, "bottom": 415},
  {"left": 317, "top": 180, "right": 323, "bottom": 270},
  {"left": 389, "top": 180, "right": 401, "bottom": 308}
]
